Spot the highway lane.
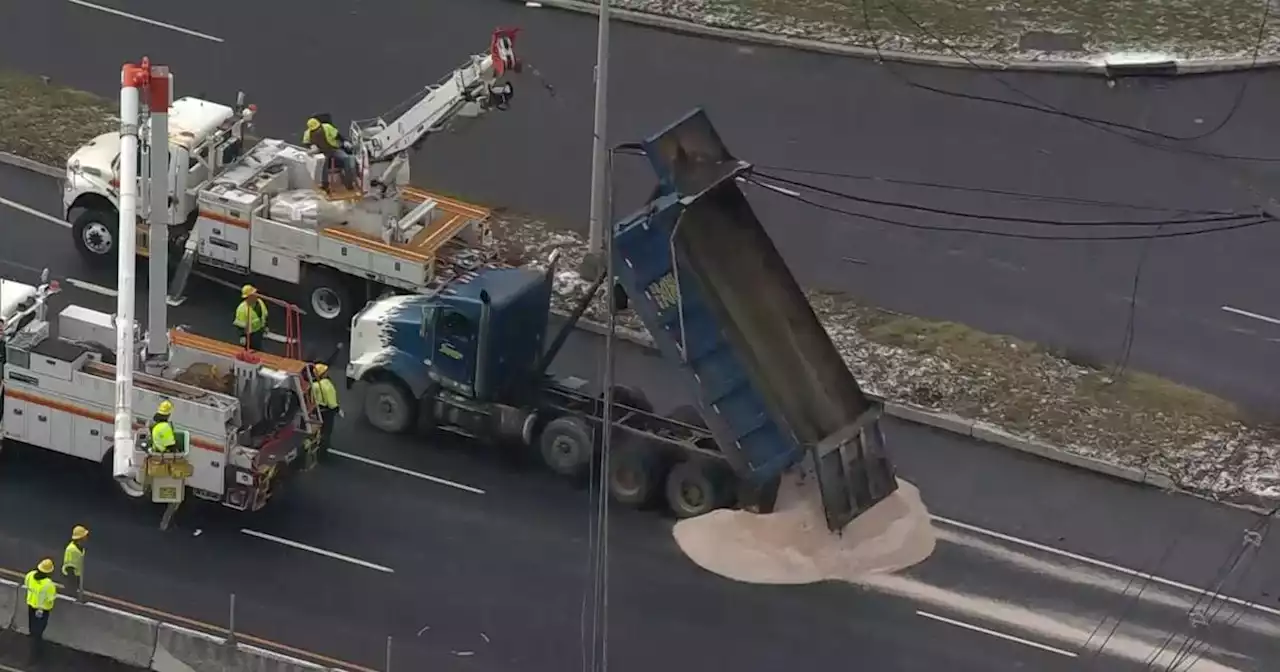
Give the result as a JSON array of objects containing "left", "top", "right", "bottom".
[{"left": 3, "top": 1, "right": 1280, "bottom": 410}]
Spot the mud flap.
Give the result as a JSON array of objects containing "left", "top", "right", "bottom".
[
  {"left": 166, "top": 231, "right": 199, "bottom": 306},
  {"left": 812, "top": 405, "right": 898, "bottom": 531}
]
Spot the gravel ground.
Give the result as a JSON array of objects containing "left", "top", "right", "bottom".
[
  {"left": 2, "top": 69, "right": 1277, "bottom": 506},
  {"left": 583, "top": 0, "right": 1280, "bottom": 60}
]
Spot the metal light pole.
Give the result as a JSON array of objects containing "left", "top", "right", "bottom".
[{"left": 582, "top": 0, "right": 611, "bottom": 277}]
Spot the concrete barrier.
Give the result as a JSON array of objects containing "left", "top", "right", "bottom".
[
  {"left": 150, "top": 622, "right": 332, "bottom": 672},
  {"left": 12, "top": 594, "right": 159, "bottom": 667},
  {"left": 0, "top": 578, "right": 16, "bottom": 630}
]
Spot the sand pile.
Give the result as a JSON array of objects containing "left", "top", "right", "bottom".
[{"left": 672, "top": 474, "right": 936, "bottom": 584}]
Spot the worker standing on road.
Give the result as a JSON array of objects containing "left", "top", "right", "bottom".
[
  {"left": 311, "top": 363, "right": 342, "bottom": 461},
  {"left": 24, "top": 559, "right": 58, "bottom": 663},
  {"left": 303, "top": 116, "right": 356, "bottom": 192},
  {"left": 151, "top": 400, "right": 178, "bottom": 453},
  {"left": 234, "top": 285, "right": 269, "bottom": 351},
  {"left": 62, "top": 525, "right": 88, "bottom": 600}
]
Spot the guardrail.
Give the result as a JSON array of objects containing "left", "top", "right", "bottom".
[{"left": 0, "top": 575, "right": 394, "bottom": 671}]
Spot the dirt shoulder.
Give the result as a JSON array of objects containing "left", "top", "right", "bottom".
[
  {"left": 2, "top": 69, "right": 1276, "bottom": 506},
  {"left": 586, "top": 0, "right": 1278, "bottom": 61}
]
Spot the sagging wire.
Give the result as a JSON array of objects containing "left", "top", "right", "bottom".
[
  {"left": 862, "top": 0, "right": 1278, "bottom": 162},
  {"left": 752, "top": 171, "right": 1256, "bottom": 227},
  {"left": 742, "top": 177, "right": 1274, "bottom": 241}
]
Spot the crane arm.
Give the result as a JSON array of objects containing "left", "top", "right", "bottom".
[{"left": 356, "top": 28, "right": 521, "bottom": 163}]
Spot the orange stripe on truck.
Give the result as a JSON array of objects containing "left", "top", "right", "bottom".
[
  {"left": 198, "top": 210, "right": 250, "bottom": 229},
  {"left": 5, "top": 389, "right": 226, "bottom": 453}
]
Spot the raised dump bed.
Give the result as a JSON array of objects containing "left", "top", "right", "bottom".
[{"left": 610, "top": 109, "right": 898, "bottom": 529}]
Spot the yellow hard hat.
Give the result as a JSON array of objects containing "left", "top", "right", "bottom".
[
  {"left": 37, "top": 558, "right": 54, "bottom": 573},
  {"left": 306, "top": 117, "right": 321, "bottom": 131},
  {"left": 72, "top": 525, "right": 89, "bottom": 541},
  {"left": 314, "top": 363, "right": 329, "bottom": 377},
  {"left": 241, "top": 284, "right": 257, "bottom": 298},
  {"left": 158, "top": 400, "right": 174, "bottom": 416}
]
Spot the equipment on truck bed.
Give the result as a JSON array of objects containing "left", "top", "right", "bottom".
[
  {"left": 63, "top": 29, "right": 523, "bottom": 326},
  {"left": 346, "top": 110, "right": 899, "bottom": 530},
  {"left": 0, "top": 272, "right": 320, "bottom": 517}
]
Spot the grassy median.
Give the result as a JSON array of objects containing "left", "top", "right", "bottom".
[
  {"left": 1, "top": 68, "right": 1273, "bottom": 499},
  {"left": 646, "top": 0, "right": 1274, "bottom": 56}
]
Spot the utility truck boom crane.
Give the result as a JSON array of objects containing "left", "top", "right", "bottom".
[
  {"left": 352, "top": 28, "right": 520, "bottom": 198},
  {"left": 64, "top": 29, "right": 524, "bottom": 326}
]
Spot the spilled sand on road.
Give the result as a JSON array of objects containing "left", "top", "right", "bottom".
[{"left": 672, "top": 473, "right": 935, "bottom": 584}]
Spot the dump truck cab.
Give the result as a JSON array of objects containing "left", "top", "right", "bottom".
[{"left": 348, "top": 265, "right": 552, "bottom": 407}]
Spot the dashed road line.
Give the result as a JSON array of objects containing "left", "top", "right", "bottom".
[
  {"left": 65, "top": 0, "right": 225, "bottom": 43},
  {"left": 915, "top": 610, "right": 1078, "bottom": 658}
]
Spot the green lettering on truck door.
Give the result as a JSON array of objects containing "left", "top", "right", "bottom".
[{"left": 647, "top": 273, "right": 679, "bottom": 311}]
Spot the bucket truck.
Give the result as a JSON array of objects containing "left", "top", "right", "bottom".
[
  {"left": 346, "top": 110, "right": 899, "bottom": 529},
  {"left": 63, "top": 29, "right": 523, "bottom": 327},
  {"left": 3, "top": 60, "right": 324, "bottom": 522}
]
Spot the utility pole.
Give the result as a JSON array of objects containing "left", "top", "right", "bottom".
[
  {"left": 146, "top": 65, "right": 172, "bottom": 360},
  {"left": 581, "top": 0, "right": 611, "bottom": 279}
]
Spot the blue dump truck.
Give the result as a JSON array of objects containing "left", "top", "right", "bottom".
[{"left": 345, "top": 110, "right": 897, "bottom": 529}]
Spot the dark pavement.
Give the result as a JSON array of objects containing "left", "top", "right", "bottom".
[{"left": 3, "top": 0, "right": 1280, "bottom": 411}]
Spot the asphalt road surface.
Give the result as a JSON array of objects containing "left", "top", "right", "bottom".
[
  {"left": 3, "top": 0, "right": 1280, "bottom": 410},
  {"left": 0, "top": 177, "right": 1277, "bottom": 669}
]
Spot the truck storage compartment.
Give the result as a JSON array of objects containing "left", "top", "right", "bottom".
[{"left": 612, "top": 109, "right": 898, "bottom": 529}]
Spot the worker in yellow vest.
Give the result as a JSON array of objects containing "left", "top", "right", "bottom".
[
  {"left": 62, "top": 525, "right": 88, "bottom": 599},
  {"left": 234, "top": 285, "right": 269, "bottom": 351},
  {"left": 24, "top": 558, "right": 58, "bottom": 662},
  {"left": 311, "top": 363, "right": 342, "bottom": 461},
  {"left": 303, "top": 115, "right": 356, "bottom": 192},
  {"left": 151, "top": 400, "right": 178, "bottom": 453}
]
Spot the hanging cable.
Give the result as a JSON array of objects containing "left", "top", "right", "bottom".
[
  {"left": 751, "top": 164, "right": 1238, "bottom": 216},
  {"left": 862, "top": 0, "right": 1280, "bottom": 162},
  {"left": 743, "top": 178, "right": 1273, "bottom": 241},
  {"left": 752, "top": 171, "right": 1255, "bottom": 227}
]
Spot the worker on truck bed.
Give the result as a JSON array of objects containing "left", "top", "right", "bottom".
[
  {"left": 310, "top": 363, "right": 342, "bottom": 461},
  {"left": 62, "top": 525, "right": 88, "bottom": 599},
  {"left": 235, "top": 285, "right": 268, "bottom": 351},
  {"left": 24, "top": 558, "right": 58, "bottom": 663},
  {"left": 151, "top": 400, "right": 178, "bottom": 453},
  {"left": 303, "top": 116, "right": 356, "bottom": 192}
]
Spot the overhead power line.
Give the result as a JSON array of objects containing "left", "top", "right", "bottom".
[
  {"left": 752, "top": 164, "right": 1238, "bottom": 215},
  {"left": 744, "top": 177, "right": 1273, "bottom": 241},
  {"left": 752, "top": 171, "right": 1255, "bottom": 227}
]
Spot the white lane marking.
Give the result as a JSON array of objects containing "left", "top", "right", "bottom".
[
  {"left": 65, "top": 278, "right": 118, "bottom": 297},
  {"left": 240, "top": 529, "right": 394, "bottom": 573},
  {"left": 65, "top": 0, "right": 225, "bottom": 43},
  {"left": 1222, "top": 305, "right": 1280, "bottom": 326},
  {"left": 264, "top": 332, "right": 291, "bottom": 344},
  {"left": 332, "top": 450, "right": 487, "bottom": 495},
  {"left": 0, "top": 196, "right": 68, "bottom": 228},
  {"left": 915, "top": 610, "right": 1078, "bottom": 658},
  {"left": 932, "top": 516, "right": 1280, "bottom": 618}
]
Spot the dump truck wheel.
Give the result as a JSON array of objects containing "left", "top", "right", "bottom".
[
  {"left": 72, "top": 209, "right": 119, "bottom": 267},
  {"left": 610, "top": 385, "right": 652, "bottom": 413},
  {"left": 665, "top": 459, "right": 731, "bottom": 518},
  {"left": 539, "top": 415, "right": 595, "bottom": 479},
  {"left": 363, "top": 379, "right": 417, "bottom": 434},
  {"left": 608, "top": 440, "right": 666, "bottom": 508},
  {"left": 668, "top": 405, "right": 706, "bottom": 429}
]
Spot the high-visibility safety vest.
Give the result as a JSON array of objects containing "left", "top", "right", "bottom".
[
  {"left": 312, "top": 378, "right": 339, "bottom": 410},
  {"left": 62, "top": 542, "right": 84, "bottom": 577},
  {"left": 24, "top": 571, "right": 56, "bottom": 610},
  {"left": 302, "top": 123, "right": 341, "bottom": 150},
  {"left": 151, "top": 421, "right": 177, "bottom": 453},
  {"left": 234, "top": 299, "right": 268, "bottom": 334}
]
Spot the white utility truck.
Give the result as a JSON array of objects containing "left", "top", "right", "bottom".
[
  {"left": 0, "top": 272, "right": 321, "bottom": 514},
  {"left": 63, "top": 29, "right": 522, "bottom": 325}
]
